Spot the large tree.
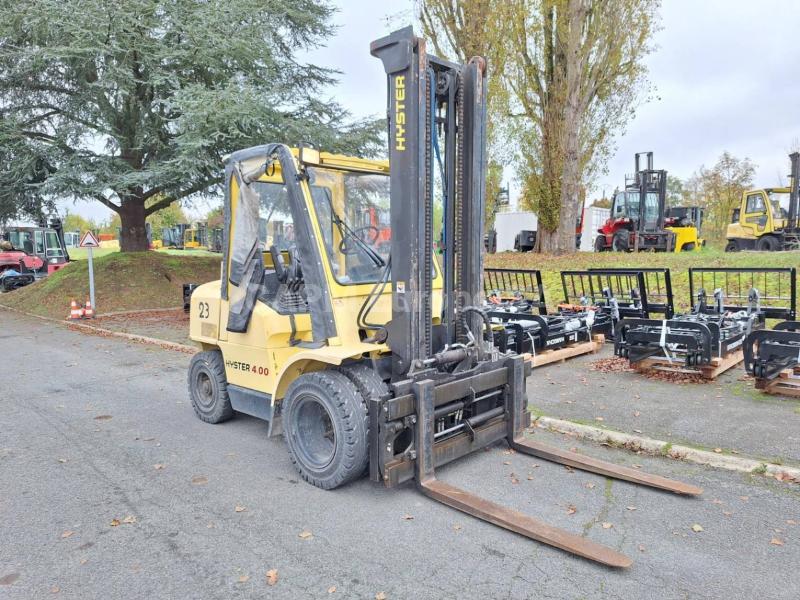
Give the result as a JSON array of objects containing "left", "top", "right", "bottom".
[
  {"left": 0, "top": 0, "right": 381, "bottom": 250},
  {"left": 507, "top": 0, "right": 659, "bottom": 253}
]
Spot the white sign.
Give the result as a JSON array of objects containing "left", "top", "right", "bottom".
[{"left": 79, "top": 230, "right": 101, "bottom": 248}]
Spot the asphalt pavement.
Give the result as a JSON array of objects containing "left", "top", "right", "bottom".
[{"left": 1, "top": 310, "right": 799, "bottom": 599}]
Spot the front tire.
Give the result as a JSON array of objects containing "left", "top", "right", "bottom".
[
  {"left": 611, "top": 232, "right": 629, "bottom": 252},
  {"left": 188, "top": 350, "right": 234, "bottom": 424},
  {"left": 594, "top": 235, "right": 606, "bottom": 252},
  {"left": 756, "top": 235, "right": 779, "bottom": 251},
  {"left": 725, "top": 240, "right": 739, "bottom": 252},
  {"left": 283, "top": 370, "right": 369, "bottom": 490}
]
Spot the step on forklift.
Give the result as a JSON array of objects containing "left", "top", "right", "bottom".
[
  {"left": 595, "top": 152, "right": 697, "bottom": 252},
  {"left": 725, "top": 152, "right": 800, "bottom": 251},
  {"left": 187, "top": 27, "right": 700, "bottom": 568}
]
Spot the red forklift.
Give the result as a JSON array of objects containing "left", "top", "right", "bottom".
[
  {"left": 594, "top": 152, "right": 675, "bottom": 252},
  {"left": 1, "top": 217, "right": 70, "bottom": 275}
]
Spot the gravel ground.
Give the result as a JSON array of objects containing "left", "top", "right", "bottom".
[{"left": 1, "top": 309, "right": 799, "bottom": 599}]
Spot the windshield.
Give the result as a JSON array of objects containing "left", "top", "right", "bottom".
[
  {"left": 768, "top": 191, "right": 790, "bottom": 220},
  {"left": 307, "top": 167, "right": 390, "bottom": 285},
  {"left": 45, "top": 231, "right": 65, "bottom": 258},
  {"left": 613, "top": 191, "right": 639, "bottom": 218}
]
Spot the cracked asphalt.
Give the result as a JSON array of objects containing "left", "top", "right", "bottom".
[
  {"left": 1, "top": 310, "right": 799, "bottom": 599},
  {"left": 528, "top": 345, "right": 800, "bottom": 466}
]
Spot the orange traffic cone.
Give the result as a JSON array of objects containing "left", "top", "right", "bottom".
[
  {"left": 84, "top": 299, "right": 94, "bottom": 319},
  {"left": 69, "top": 299, "right": 84, "bottom": 320}
]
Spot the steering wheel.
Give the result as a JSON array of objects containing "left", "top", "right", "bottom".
[
  {"left": 339, "top": 225, "right": 380, "bottom": 255},
  {"left": 270, "top": 245, "right": 303, "bottom": 290}
]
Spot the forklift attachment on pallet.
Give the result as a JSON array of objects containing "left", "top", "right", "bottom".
[
  {"left": 616, "top": 268, "right": 796, "bottom": 367},
  {"left": 483, "top": 268, "right": 610, "bottom": 354},
  {"left": 744, "top": 321, "right": 800, "bottom": 380},
  {"left": 588, "top": 268, "right": 674, "bottom": 318}
]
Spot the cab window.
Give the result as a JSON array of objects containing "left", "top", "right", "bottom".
[{"left": 745, "top": 194, "right": 765, "bottom": 213}]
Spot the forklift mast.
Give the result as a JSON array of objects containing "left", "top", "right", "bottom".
[
  {"left": 787, "top": 151, "right": 799, "bottom": 231},
  {"left": 371, "top": 27, "right": 487, "bottom": 380}
]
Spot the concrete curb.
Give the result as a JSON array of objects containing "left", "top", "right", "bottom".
[
  {"left": 0, "top": 303, "right": 197, "bottom": 354},
  {"left": 534, "top": 415, "right": 800, "bottom": 483}
]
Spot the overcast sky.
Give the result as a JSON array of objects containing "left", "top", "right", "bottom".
[{"left": 65, "top": 0, "right": 800, "bottom": 221}]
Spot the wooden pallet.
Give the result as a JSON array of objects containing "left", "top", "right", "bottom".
[
  {"left": 755, "top": 366, "right": 800, "bottom": 397},
  {"left": 631, "top": 348, "right": 744, "bottom": 380},
  {"left": 528, "top": 334, "right": 605, "bottom": 368}
]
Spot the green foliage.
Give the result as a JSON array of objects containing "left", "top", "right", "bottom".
[
  {"left": 63, "top": 213, "right": 97, "bottom": 234},
  {"left": 0, "top": 0, "right": 383, "bottom": 249}
]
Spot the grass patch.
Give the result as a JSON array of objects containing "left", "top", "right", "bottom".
[
  {"left": 0, "top": 251, "right": 221, "bottom": 318},
  {"left": 485, "top": 247, "right": 800, "bottom": 310},
  {"left": 661, "top": 442, "right": 673, "bottom": 456}
]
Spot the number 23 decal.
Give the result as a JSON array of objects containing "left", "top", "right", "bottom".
[{"left": 198, "top": 301, "right": 210, "bottom": 319}]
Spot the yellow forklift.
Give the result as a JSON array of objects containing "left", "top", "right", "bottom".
[
  {"left": 186, "top": 27, "right": 700, "bottom": 568},
  {"left": 725, "top": 152, "right": 800, "bottom": 251}
]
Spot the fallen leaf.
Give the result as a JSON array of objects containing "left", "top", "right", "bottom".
[
  {"left": 770, "top": 538, "right": 784, "bottom": 546},
  {"left": 502, "top": 461, "right": 511, "bottom": 465},
  {"left": 401, "top": 514, "right": 414, "bottom": 520},
  {"left": 527, "top": 475, "right": 534, "bottom": 481},
  {"left": 191, "top": 475, "right": 208, "bottom": 485},
  {"left": 530, "top": 463, "right": 540, "bottom": 469},
  {"left": 626, "top": 506, "right": 637, "bottom": 511},
  {"left": 57, "top": 458, "right": 68, "bottom": 463},
  {"left": 61, "top": 530, "right": 74, "bottom": 539},
  {"left": 328, "top": 586, "right": 337, "bottom": 593},
  {"left": 633, "top": 429, "right": 642, "bottom": 434},
  {"left": 510, "top": 475, "right": 519, "bottom": 484},
  {"left": 691, "top": 524, "right": 704, "bottom": 533},
  {"left": 266, "top": 569, "right": 278, "bottom": 586},
  {"left": 740, "top": 496, "right": 749, "bottom": 501},
  {"left": 79, "top": 558, "right": 87, "bottom": 565},
  {"left": 452, "top": 524, "right": 462, "bottom": 531},
  {"left": 51, "top": 586, "right": 60, "bottom": 594},
  {"left": 564, "top": 466, "right": 574, "bottom": 473},
  {"left": 711, "top": 499, "right": 723, "bottom": 505},
  {"left": 121, "top": 515, "right": 136, "bottom": 524},
  {"left": 633, "top": 411, "right": 640, "bottom": 417},
  {"left": 110, "top": 519, "right": 120, "bottom": 527},
  {"left": 601, "top": 522, "right": 613, "bottom": 529},
  {"left": 153, "top": 464, "right": 165, "bottom": 470},
  {"left": 787, "top": 520, "right": 798, "bottom": 525},
  {"left": 566, "top": 505, "right": 577, "bottom": 515},
  {"left": 584, "top": 482, "right": 595, "bottom": 489},
  {"left": 595, "top": 416, "right": 604, "bottom": 422},
  {"left": 638, "top": 544, "right": 645, "bottom": 553},
  {"left": 238, "top": 575, "right": 250, "bottom": 583},
  {"left": 298, "top": 530, "right": 313, "bottom": 539},
  {"left": 713, "top": 448, "right": 722, "bottom": 454},
  {"left": 94, "top": 415, "right": 113, "bottom": 421},
  {"left": 722, "top": 511, "right": 733, "bottom": 516},
  {"left": 234, "top": 505, "right": 246, "bottom": 513},
  {"left": 375, "top": 593, "right": 387, "bottom": 600}
]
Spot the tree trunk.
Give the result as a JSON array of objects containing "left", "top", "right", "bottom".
[{"left": 117, "top": 198, "right": 149, "bottom": 252}]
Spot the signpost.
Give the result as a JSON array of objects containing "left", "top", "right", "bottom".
[{"left": 79, "top": 231, "right": 101, "bottom": 312}]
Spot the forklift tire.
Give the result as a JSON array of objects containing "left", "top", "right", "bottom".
[
  {"left": 337, "top": 363, "right": 388, "bottom": 404},
  {"left": 725, "top": 240, "right": 739, "bottom": 252},
  {"left": 611, "top": 232, "right": 629, "bottom": 252},
  {"left": 283, "top": 370, "right": 369, "bottom": 490},
  {"left": 756, "top": 235, "right": 779, "bottom": 251},
  {"left": 682, "top": 242, "right": 695, "bottom": 252},
  {"left": 594, "top": 235, "right": 606, "bottom": 252},
  {"left": 188, "top": 350, "right": 234, "bottom": 424}
]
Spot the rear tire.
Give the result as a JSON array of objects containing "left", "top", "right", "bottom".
[
  {"left": 611, "top": 232, "right": 629, "bottom": 252},
  {"left": 682, "top": 242, "right": 696, "bottom": 252},
  {"left": 725, "top": 240, "right": 739, "bottom": 252},
  {"left": 283, "top": 370, "right": 369, "bottom": 490},
  {"left": 188, "top": 350, "right": 234, "bottom": 424},
  {"left": 756, "top": 235, "right": 779, "bottom": 251}
]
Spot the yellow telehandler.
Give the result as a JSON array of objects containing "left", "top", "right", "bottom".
[{"left": 187, "top": 27, "right": 700, "bottom": 568}]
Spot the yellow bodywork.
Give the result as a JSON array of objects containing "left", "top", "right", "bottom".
[
  {"left": 726, "top": 187, "right": 790, "bottom": 244},
  {"left": 189, "top": 148, "right": 443, "bottom": 405},
  {"left": 666, "top": 226, "right": 702, "bottom": 252}
]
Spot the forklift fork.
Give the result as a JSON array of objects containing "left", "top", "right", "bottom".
[{"left": 412, "top": 356, "right": 700, "bottom": 568}]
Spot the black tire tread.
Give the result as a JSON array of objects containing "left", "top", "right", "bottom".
[
  {"left": 188, "top": 350, "right": 234, "bottom": 424},
  {"left": 283, "top": 370, "right": 369, "bottom": 490}
]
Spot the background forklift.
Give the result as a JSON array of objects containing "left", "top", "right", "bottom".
[
  {"left": 595, "top": 153, "right": 700, "bottom": 252},
  {"left": 1, "top": 217, "right": 70, "bottom": 275},
  {"left": 186, "top": 27, "right": 699, "bottom": 568},
  {"left": 725, "top": 152, "right": 800, "bottom": 251}
]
